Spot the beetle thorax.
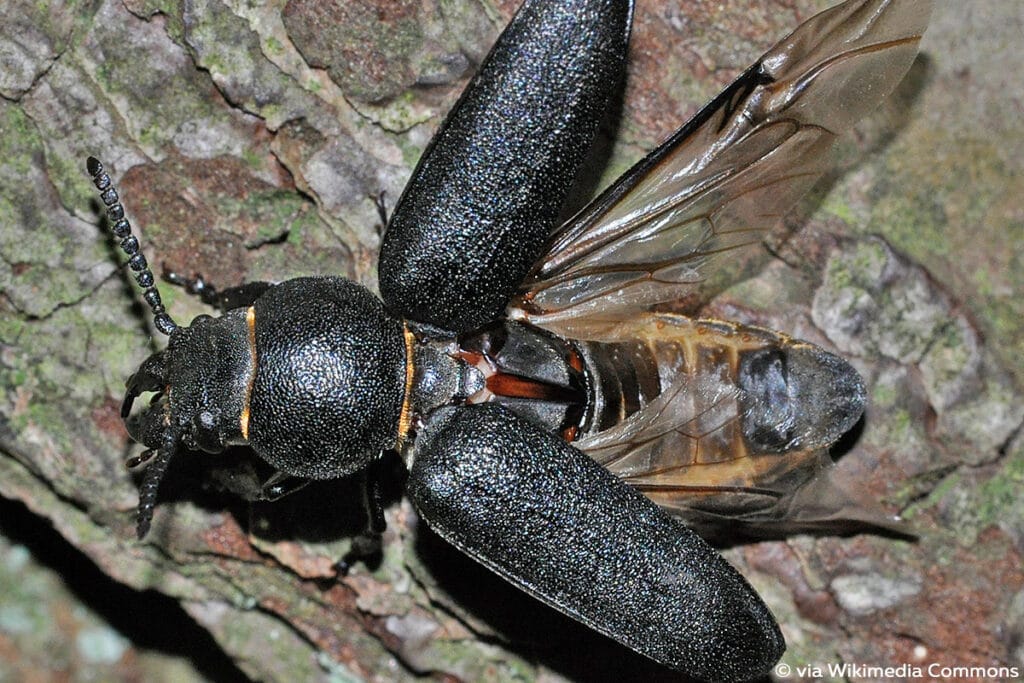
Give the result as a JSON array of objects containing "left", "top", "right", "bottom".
[{"left": 244, "top": 277, "right": 408, "bottom": 480}]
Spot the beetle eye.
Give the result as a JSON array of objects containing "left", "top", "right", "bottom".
[{"left": 188, "top": 410, "right": 224, "bottom": 453}]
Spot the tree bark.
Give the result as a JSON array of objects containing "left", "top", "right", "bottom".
[{"left": 1, "top": 0, "right": 1022, "bottom": 680}]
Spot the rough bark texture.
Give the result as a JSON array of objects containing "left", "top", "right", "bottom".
[{"left": 1, "top": 1, "right": 1022, "bottom": 681}]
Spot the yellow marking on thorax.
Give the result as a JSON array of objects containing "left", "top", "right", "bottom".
[
  {"left": 239, "top": 306, "right": 257, "bottom": 440},
  {"left": 395, "top": 322, "right": 416, "bottom": 449}
]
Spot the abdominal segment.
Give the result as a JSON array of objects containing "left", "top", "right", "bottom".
[
  {"left": 574, "top": 315, "right": 803, "bottom": 458},
  {"left": 456, "top": 313, "right": 865, "bottom": 529},
  {"left": 569, "top": 313, "right": 866, "bottom": 528}
]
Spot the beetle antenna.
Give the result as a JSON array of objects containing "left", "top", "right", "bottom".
[
  {"left": 135, "top": 429, "right": 178, "bottom": 539},
  {"left": 86, "top": 156, "right": 178, "bottom": 336}
]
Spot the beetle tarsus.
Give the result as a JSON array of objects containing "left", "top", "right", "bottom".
[
  {"left": 125, "top": 449, "right": 156, "bottom": 471},
  {"left": 164, "top": 270, "right": 273, "bottom": 312},
  {"left": 334, "top": 536, "right": 383, "bottom": 576},
  {"left": 334, "top": 532, "right": 383, "bottom": 577}
]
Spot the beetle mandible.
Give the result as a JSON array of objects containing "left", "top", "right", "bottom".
[{"left": 88, "top": 0, "right": 931, "bottom": 680}]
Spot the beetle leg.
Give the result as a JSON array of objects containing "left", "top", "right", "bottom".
[
  {"left": 360, "top": 456, "right": 387, "bottom": 536},
  {"left": 204, "top": 463, "right": 311, "bottom": 503},
  {"left": 259, "top": 470, "right": 311, "bottom": 501},
  {"left": 164, "top": 270, "right": 272, "bottom": 312},
  {"left": 335, "top": 456, "right": 387, "bottom": 575},
  {"left": 373, "top": 190, "right": 388, "bottom": 237}
]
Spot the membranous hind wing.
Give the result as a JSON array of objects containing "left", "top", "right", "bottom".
[
  {"left": 564, "top": 313, "right": 902, "bottom": 535},
  {"left": 511, "top": 0, "right": 932, "bottom": 338},
  {"left": 508, "top": 0, "right": 930, "bottom": 533}
]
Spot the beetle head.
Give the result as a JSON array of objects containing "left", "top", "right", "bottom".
[
  {"left": 89, "top": 157, "right": 255, "bottom": 539},
  {"left": 119, "top": 307, "right": 256, "bottom": 541},
  {"left": 124, "top": 311, "right": 253, "bottom": 451}
]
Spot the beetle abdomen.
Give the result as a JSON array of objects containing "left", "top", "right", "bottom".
[
  {"left": 458, "top": 321, "right": 587, "bottom": 437},
  {"left": 573, "top": 313, "right": 865, "bottom": 455},
  {"left": 248, "top": 277, "right": 407, "bottom": 479},
  {"left": 408, "top": 403, "right": 784, "bottom": 681},
  {"left": 562, "top": 313, "right": 866, "bottom": 530}
]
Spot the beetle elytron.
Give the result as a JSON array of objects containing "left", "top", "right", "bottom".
[{"left": 88, "top": 0, "right": 930, "bottom": 679}]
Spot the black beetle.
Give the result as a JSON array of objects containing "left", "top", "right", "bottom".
[{"left": 88, "top": 0, "right": 930, "bottom": 679}]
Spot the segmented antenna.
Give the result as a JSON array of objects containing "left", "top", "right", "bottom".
[
  {"left": 86, "top": 157, "right": 178, "bottom": 336},
  {"left": 135, "top": 430, "right": 177, "bottom": 539}
]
